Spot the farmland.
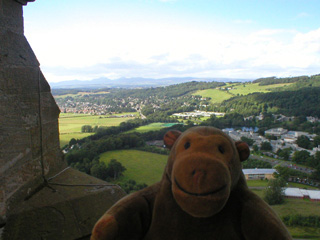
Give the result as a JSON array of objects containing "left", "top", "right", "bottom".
[
  {"left": 59, "top": 113, "right": 137, "bottom": 147},
  {"left": 100, "top": 149, "right": 167, "bottom": 185},
  {"left": 228, "top": 82, "right": 293, "bottom": 95},
  {"left": 192, "top": 89, "right": 233, "bottom": 104},
  {"left": 193, "top": 82, "right": 294, "bottom": 104},
  {"left": 128, "top": 122, "right": 180, "bottom": 133}
]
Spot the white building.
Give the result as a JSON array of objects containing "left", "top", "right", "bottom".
[
  {"left": 284, "top": 188, "right": 320, "bottom": 202},
  {"left": 242, "top": 169, "right": 277, "bottom": 180}
]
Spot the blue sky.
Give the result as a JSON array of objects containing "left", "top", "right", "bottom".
[{"left": 24, "top": 0, "right": 320, "bottom": 82}]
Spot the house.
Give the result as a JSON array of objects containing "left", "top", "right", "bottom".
[{"left": 242, "top": 169, "right": 277, "bottom": 180}]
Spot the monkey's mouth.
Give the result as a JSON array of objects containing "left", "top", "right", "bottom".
[{"left": 174, "top": 178, "right": 226, "bottom": 197}]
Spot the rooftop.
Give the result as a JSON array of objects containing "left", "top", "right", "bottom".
[
  {"left": 242, "top": 169, "right": 277, "bottom": 175},
  {"left": 284, "top": 188, "right": 320, "bottom": 200}
]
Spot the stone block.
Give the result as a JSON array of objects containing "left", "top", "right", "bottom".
[
  {"left": 0, "top": 0, "right": 23, "bottom": 34},
  {"left": 0, "top": 31, "right": 39, "bottom": 66},
  {"left": 2, "top": 168, "right": 126, "bottom": 240}
]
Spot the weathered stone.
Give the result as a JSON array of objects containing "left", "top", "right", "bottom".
[
  {"left": 3, "top": 168, "right": 126, "bottom": 240},
  {"left": 0, "top": 0, "right": 24, "bottom": 34},
  {"left": 0, "top": 32, "right": 39, "bottom": 66}
]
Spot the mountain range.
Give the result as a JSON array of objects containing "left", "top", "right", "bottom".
[{"left": 49, "top": 77, "right": 252, "bottom": 89}]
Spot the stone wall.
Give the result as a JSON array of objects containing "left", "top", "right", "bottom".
[
  {"left": 1, "top": 3, "right": 126, "bottom": 238},
  {"left": 0, "top": 0, "right": 65, "bottom": 220}
]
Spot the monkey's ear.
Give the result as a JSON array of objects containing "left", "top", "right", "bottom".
[
  {"left": 235, "top": 141, "right": 250, "bottom": 162},
  {"left": 164, "top": 130, "right": 181, "bottom": 149}
]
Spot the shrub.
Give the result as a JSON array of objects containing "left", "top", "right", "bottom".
[{"left": 282, "top": 215, "right": 320, "bottom": 228}]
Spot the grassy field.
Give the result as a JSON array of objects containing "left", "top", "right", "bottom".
[
  {"left": 59, "top": 113, "right": 137, "bottom": 147},
  {"left": 60, "top": 132, "right": 93, "bottom": 147},
  {"left": 193, "top": 82, "right": 293, "bottom": 104},
  {"left": 247, "top": 180, "right": 319, "bottom": 190},
  {"left": 128, "top": 122, "right": 181, "bottom": 133},
  {"left": 229, "top": 82, "right": 293, "bottom": 95},
  {"left": 193, "top": 89, "right": 234, "bottom": 104},
  {"left": 100, "top": 150, "right": 167, "bottom": 185}
]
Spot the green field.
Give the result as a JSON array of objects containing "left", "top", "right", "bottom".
[
  {"left": 54, "top": 91, "right": 110, "bottom": 99},
  {"left": 247, "top": 180, "right": 319, "bottom": 190},
  {"left": 193, "top": 82, "right": 293, "bottom": 104},
  {"left": 100, "top": 150, "right": 167, "bottom": 185},
  {"left": 128, "top": 122, "right": 181, "bottom": 133},
  {"left": 193, "top": 89, "right": 234, "bottom": 104},
  {"left": 59, "top": 113, "right": 137, "bottom": 147},
  {"left": 229, "top": 82, "right": 293, "bottom": 95},
  {"left": 60, "top": 132, "right": 93, "bottom": 147}
]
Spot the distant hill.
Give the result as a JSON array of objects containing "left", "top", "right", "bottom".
[
  {"left": 253, "top": 74, "right": 320, "bottom": 89},
  {"left": 215, "top": 87, "right": 320, "bottom": 117},
  {"left": 52, "top": 73, "right": 320, "bottom": 118},
  {"left": 49, "top": 77, "right": 252, "bottom": 89}
]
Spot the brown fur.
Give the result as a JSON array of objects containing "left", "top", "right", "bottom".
[{"left": 91, "top": 126, "right": 292, "bottom": 240}]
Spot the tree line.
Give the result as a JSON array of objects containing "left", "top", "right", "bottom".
[{"left": 214, "top": 87, "right": 320, "bottom": 118}]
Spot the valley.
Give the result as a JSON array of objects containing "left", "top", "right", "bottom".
[{"left": 54, "top": 74, "right": 320, "bottom": 239}]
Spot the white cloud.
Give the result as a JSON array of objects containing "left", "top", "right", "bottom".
[{"left": 27, "top": 19, "right": 320, "bottom": 82}]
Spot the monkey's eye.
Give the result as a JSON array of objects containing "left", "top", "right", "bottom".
[
  {"left": 218, "top": 145, "right": 225, "bottom": 154},
  {"left": 184, "top": 142, "right": 191, "bottom": 149}
]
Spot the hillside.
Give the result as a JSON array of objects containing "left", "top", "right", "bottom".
[
  {"left": 53, "top": 73, "right": 320, "bottom": 123},
  {"left": 253, "top": 74, "right": 320, "bottom": 89},
  {"left": 215, "top": 87, "right": 320, "bottom": 117}
]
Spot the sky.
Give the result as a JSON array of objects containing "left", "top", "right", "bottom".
[{"left": 24, "top": 0, "right": 320, "bottom": 83}]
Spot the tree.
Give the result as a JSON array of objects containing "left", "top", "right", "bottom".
[
  {"left": 252, "top": 145, "right": 259, "bottom": 152},
  {"left": 107, "top": 159, "right": 126, "bottom": 179},
  {"left": 242, "top": 158, "right": 272, "bottom": 169},
  {"left": 69, "top": 138, "right": 77, "bottom": 147},
  {"left": 314, "top": 135, "right": 320, "bottom": 148},
  {"left": 311, "top": 164, "right": 320, "bottom": 181},
  {"left": 308, "top": 151, "right": 320, "bottom": 170},
  {"left": 240, "top": 136, "right": 254, "bottom": 146},
  {"left": 276, "top": 148, "right": 292, "bottom": 160},
  {"left": 264, "top": 178, "right": 286, "bottom": 205},
  {"left": 274, "top": 166, "right": 291, "bottom": 181},
  {"left": 296, "top": 135, "right": 311, "bottom": 149},
  {"left": 292, "top": 150, "right": 311, "bottom": 165},
  {"left": 260, "top": 141, "right": 272, "bottom": 151},
  {"left": 90, "top": 162, "right": 109, "bottom": 180},
  {"left": 81, "top": 125, "right": 93, "bottom": 133}
]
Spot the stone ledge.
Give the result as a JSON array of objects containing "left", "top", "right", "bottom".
[{"left": 2, "top": 168, "right": 126, "bottom": 240}]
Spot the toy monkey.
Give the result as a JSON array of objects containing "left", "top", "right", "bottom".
[{"left": 91, "top": 126, "right": 291, "bottom": 240}]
